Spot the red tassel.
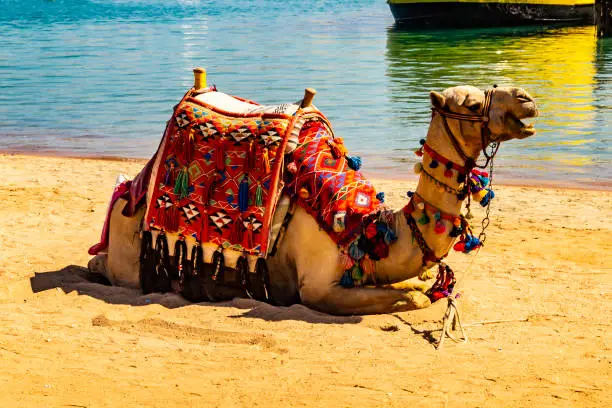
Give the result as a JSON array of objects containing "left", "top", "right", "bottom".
[
  {"left": 232, "top": 215, "right": 244, "bottom": 244},
  {"left": 165, "top": 205, "right": 180, "bottom": 232},
  {"left": 201, "top": 210, "right": 209, "bottom": 243},
  {"left": 157, "top": 207, "right": 167, "bottom": 227},
  {"left": 216, "top": 140, "right": 225, "bottom": 171},
  {"left": 444, "top": 169, "right": 453, "bottom": 178},
  {"left": 243, "top": 224, "right": 254, "bottom": 250},
  {"left": 205, "top": 176, "right": 217, "bottom": 205}
]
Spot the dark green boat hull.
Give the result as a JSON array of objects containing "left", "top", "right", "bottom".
[{"left": 388, "top": 2, "right": 594, "bottom": 28}]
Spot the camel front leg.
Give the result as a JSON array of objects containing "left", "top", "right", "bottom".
[{"left": 299, "top": 284, "right": 431, "bottom": 316}]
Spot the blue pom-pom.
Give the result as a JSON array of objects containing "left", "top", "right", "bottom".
[
  {"left": 339, "top": 270, "right": 354, "bottom": 288},
  {"left": 429, "top": 160, "right": 439, "bottom": 168},
  {"left": 346, "top": 155, "right": 362, "bottom": 171},
  {"left": 464, "top": 235, "right": 481, "bottom": 252},
  {"left": 419, "top": 138, "right": 426, "bottom": 145},
  {"left": 376, "top": 192, "right": 385, "bottom": 202},
  {"left": 407, "top": 191, "right": 414, "bottom": 198},
  {"left": 348, "top": 241, "right": 365, "bottom": 261},
  {"left": 480, "top": 189, "right": 495, "bottom": 206}
]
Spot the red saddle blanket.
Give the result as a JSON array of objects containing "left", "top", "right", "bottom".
[{"left": 143, "top": 94, "right": 306, "bottom": 256}]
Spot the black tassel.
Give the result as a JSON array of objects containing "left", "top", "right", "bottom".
[
  {"left": 251, "top": 257, "right": 270, "bottom": 302},
  {"left": 192, "top": 243, "right": 204, "bottom": 277},
  {"left": 181, "top": 243, "right": 206, "bottom": 302},
  {"left": 236, "top": 255, "right": 251, "bottom": 298},
  {"left": 211, "top": 248, "right": 225, "bottom": 283},
  {"left": 154, "top": 233, "right": 172, "bottom": 293},
  {"left": 139, "top": 231, "right": 156, "bottom": 294},
  {"left": 173, "top": 237, "right": 187, "bottom": 281}
]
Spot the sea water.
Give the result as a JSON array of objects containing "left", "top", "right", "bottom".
[{"left": 0, "top": 0, "right": 610, "bottom": 187}]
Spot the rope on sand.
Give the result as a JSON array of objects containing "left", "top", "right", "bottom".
[{"left": 435, "top": 296, "right": 468, "bottom": 350}]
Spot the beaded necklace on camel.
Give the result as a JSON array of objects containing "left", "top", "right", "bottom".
[{"left": 402, "top": 88, "right": 501, "bottom": 301}]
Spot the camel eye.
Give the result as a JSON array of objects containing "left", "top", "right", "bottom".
[{"left": 465, "top": 101, "right": 481, "bottom": 112}]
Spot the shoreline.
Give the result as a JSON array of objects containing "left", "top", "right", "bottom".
[{"left": 2, "top": 150, "right": 610, "bottom": 192}]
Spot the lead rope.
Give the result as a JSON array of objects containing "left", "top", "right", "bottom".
[{"left": 436, "top": 296, "right": 468, "bottom": 349}]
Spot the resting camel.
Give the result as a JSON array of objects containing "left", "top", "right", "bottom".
[{"left": 89, "top": 83, "right": 537, "bottom": 315}]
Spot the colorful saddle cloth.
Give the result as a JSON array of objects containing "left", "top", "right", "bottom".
[
  {"left": 142, "top": 89, "right": 325, "bottom": 269},
  {"left": 285, "top": 120, "right": 383, "bottom": 246}
]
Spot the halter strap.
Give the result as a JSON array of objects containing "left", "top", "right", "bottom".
[{"left": 432, "top": 89, "right": 495, "bottom": 169}]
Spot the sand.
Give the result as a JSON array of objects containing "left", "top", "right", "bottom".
[{"left": 0, "top": 153, "right": 610, "bottom": 407}]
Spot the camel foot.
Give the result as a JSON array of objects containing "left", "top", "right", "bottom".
[
  {"left": 392, "top": 291, "right": 431, "bottom": 312},
  {"left": 88, "top": 254, "right": 108, "bottom": 277}
]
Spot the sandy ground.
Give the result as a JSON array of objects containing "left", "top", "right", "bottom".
[{"left": 0, "top": 153, "right": 610, "bottom": 408}]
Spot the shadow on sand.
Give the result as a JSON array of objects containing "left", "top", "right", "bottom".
[{"left": 29, "top": 265, "right": 363, "bottom": 325}]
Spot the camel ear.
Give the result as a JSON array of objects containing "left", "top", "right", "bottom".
[{"left": 430, "top": 91, "right": 446, "bottom": 109}]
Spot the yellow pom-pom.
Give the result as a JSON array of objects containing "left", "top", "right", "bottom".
[
  {"left": 414, "top": 162, "right": 423, "bottom": 174},
  {"left": 417, "top": 202, "right": 425, "bottom": 211},
  {"left": 473, "top": 189, "right": 487, "bottom": 201}
]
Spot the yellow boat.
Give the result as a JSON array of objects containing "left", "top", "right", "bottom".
[{"left": 387, "top": 0, "right": 595, "bottom": 27}]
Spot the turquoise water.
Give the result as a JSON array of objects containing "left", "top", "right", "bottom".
[{"left": 1, "top": 0, "right": 610, "bottom": 187}]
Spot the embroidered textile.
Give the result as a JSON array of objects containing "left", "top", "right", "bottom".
[
  {"left": 143, "top": 95, "right": 302, "bottom": 256},
  {"left": 285, "top": 120, "right": 383, "bottom": 246}
]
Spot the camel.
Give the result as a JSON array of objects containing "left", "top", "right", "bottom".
[{"left": 88, "top": 81, "right": 538, "bottom": 315}]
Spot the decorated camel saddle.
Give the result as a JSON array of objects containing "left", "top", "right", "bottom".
[{"left": 90, "top": 68, "right": 385, "bottom": 301}]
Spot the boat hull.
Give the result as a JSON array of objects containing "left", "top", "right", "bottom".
[{"left": 388, "top": 1, "right": 595, "bottom": 28}]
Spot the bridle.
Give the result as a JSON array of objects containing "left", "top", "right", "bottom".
[
  {"left": 432, "top": 88, "right": 499, "bottom": 171},
  {"left": 429, "top": 87, "right": 501, "bottom": 244}
]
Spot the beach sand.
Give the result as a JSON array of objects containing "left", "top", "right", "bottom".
[{"left": 0, "top": 153, "right": 610, "bottom": 407}]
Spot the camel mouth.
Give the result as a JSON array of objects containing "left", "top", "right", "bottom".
[{"left": 509, "top": 112, "right": 537, "bottom": 137}]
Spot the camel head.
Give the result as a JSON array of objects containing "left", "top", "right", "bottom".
[{"left": 429, "top": 85, "right": 538, "bottom": 158}]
